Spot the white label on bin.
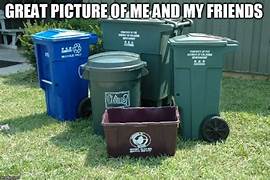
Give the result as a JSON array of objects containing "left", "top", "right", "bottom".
[
  {"left": 118, "top": 31, "right": 140, "bottom": 47},
  {"left": 45, "top": 52, "right": 49, "bottom": 57},
  {"left": 61, "top": 43, "right": 82, "bottom": 59},
  {"left": 129, "top": 132, "right": 152, "bottom": 153},
  {"left": 187, "top": 50, "right": 213, "bottom": 66},
  {"left": 104, "top": 91, "right": 130, "bottom": 108}
]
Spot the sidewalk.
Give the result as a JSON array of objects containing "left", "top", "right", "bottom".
[
  {"left": 0, "top": 47, "right": 33, "bottom": 76},
  {"left": 0, "top": 48, "right": 26, "bottom": 63}
]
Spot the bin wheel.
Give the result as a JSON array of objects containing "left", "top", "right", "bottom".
[
  {"left": 78, "top": 97, "right": 92, "bottom": 118},
  {"left": 201, "top": 116, "right": 230, "bottom": 143}
]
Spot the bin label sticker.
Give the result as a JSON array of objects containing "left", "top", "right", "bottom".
[
  {"left": 61, "top": 43, "right": 82, "bottom": 59},
  {"left": 129, "top": 132, "right": 152, "bottom": 153},
  {"left": 45, "top": 52, "right": 49, "bottom": 58},
  {"left": 104, "top": 91, "right": 130, "bottom": 108},
  {"left": 118, "top": 31, "right": 140, "bottom": 47},
  {"left": 187, "top": 50, "right": 213, "bottom": 66}
]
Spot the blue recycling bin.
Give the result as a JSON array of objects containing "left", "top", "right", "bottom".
[{"left": 32, "top": 29, "right": 98, "bottom": 121}]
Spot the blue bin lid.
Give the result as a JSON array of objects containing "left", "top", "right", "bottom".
[{"left": 32, "top": 29, "right": 97, "bottom": 43}]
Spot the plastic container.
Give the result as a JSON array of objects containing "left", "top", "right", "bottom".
[
  {"left": 81, "top": 51, "right": 148, "bottom": 135},
  {"left": 101, "top": 18, "right": 192, "bottom": 106},
  {"left": 32, "top": 29, "right": 97, "bottom": 120},
  {"left": 102, "top": 106, "right": 180, "bottom": 157},
  {"left": 169, "top": 33, "right": 239, "bottom": 141}
]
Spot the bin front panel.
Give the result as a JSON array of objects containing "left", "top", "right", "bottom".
[
  {"left": 102, "top": 22, "right": 173, "bottom": 54},
  {"left": 90, "top": 79, "right": 141, "bottom": 135},
  {"left": 50, "top": 39, "right": 90, "bottom": 61},
  {"left": 102, "top": 21, "right": 174, "bottom": 103},
  {"left": 104, "top": 124, "right": 177, "bottom": 157},
  {"left": 173, "top": 46, "right": 224, "bottom": 139}
]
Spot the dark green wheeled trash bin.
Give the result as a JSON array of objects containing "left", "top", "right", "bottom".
[
  {"left": 81, "top": 51, "right": 148, "bottom": 135},
  {"left": 169, "top": 33, "right": 239, "bottom": 142},
  {"left": 101, "top": 18, "right": 192, "bottom": 106}
]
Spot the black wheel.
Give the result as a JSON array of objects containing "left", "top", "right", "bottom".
[
  {"left": 78, "top": 97, "right": 92, "bottom": 118},
  {"left": 201, "top": 116, "right": 230, "bottom": 143}
]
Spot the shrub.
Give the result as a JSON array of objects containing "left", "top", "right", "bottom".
[
  {"left": 59, "top": 19, "right": 103, "bottom": 54},
  {"left": 19, "top": 19, "right": 102, "bottom": 69}
]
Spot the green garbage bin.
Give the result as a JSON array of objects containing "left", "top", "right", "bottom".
[
  {"left": 169, "top": 33, "right": 239, "bottom": 141},
  {"left": 101, "top": 19, "right": 192, "bottom": 106},
  {"left": 81, "top": 51, "right": 148, "bottom": 135}
]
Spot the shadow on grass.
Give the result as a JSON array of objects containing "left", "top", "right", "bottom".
[
  {"left": 220, "top": 78, "right": 270, "bottom": 116},
  {"left": 0, "top": 113, "right": 55, "bottom": 135},
  {"left": 49, "top": 118, "right": 170, "bottom": 167},
  {"left": 50, "top": 117, "right": 205, "bottom": 168},
  {"left": 1, "top": 70, "right": 38, "bottom": 88},
  {"left": 50, "top": 118, "right": 100, "bottom": 151},
  {"left": 177, "top": 137, "right": 207, "bottom": 150}
]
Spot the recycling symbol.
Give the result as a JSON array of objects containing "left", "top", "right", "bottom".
[{"left": 73, "top": 43, "right": 82, "bottom": 54}]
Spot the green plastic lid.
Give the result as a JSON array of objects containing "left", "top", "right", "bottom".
[
  {"left": 169, "top": 33, "right": 231, "bottom": 46},
  {"left": 102, "top": 18, "right": 175, "bottom": 26},
  {"left": 85, "top": 51, "right": 146, "bottom": 71}
]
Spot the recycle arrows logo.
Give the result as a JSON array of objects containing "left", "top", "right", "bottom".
[{"left": 73, "top": 43, "right": 82, "bottom": 54}]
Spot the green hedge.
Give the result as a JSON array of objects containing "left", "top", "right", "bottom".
[{"left": 19, "top": 19, "right": 102, "bottom": 70}]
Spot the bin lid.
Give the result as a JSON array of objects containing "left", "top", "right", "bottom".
[
  {"left": 32, "top": 29, "right": 97, "bottom": 42},
  {"left": 102, "top": 18, "right": 165, "bottom": 24},
  {"left": 85, "top": 51, "right": 146, "bottom": 71},
  {"left": 102, "top": 18, "right": 179, "bottom": 26},
  {"left": 169, "top": 33, "right": 233, "bottom": 46}
]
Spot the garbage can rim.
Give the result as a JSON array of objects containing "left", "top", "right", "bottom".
[
  {"left": 169, "top": 33, "right": 235, "bottom": 46},
  {"left": 84, "top": 63, "right": 146, "bottom": 72},
  {"left": 89, "top": 51, "right": 140, "bottom": 59},
  {"left": 32, "top": 28, "right": 97, "bottom": 42},
  {"left": 84, "top": 51, "right": 146, "bottom": 72}
]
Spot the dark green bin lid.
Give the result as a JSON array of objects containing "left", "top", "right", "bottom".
[
  {"left": 101, "top": 18, "right": 175, "bottom": 26},
  {"left": 85, "top": 51, "right": 146, "bottom": 72},
  {"left": 169, "top": 33, "right": 233, "bottom": 46}
]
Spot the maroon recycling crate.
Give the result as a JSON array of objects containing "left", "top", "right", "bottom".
[{"left": 102, "top": 106, "right": 180, "bottom": 157}]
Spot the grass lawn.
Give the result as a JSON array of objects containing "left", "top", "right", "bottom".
[{"left": 0, "top": 71, "right": 269, "bottom": 179}]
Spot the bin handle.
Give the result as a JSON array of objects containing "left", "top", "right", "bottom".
[
  {"left": 164, "top": 18, "right": 193, "bottom": 29},
  {"left": 141, "top": 67, "right": 149, "bottom": 77},
  {"left": 78, "top": 64, "right": 86, "bottom": 79},
  {"left": 227, "top": 43, "right": 239, "bottom": 47},
  {"left": 132, "top": 124, "right": 148, "bottom": 128},
  {"left": 227, "top": 39, "right": 239, "bottom": 47},
  {"left": 41, "top": 79, "right": 53, "bottom": 85}
]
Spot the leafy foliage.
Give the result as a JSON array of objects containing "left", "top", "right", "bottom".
[{"left": 19, "top": 19, "right": 102, "bottom": 69}]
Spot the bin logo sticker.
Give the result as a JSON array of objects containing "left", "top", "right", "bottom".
[
  {"left": 187, "top": 50, "right": 213, "bottom": 66},
  {"left": 118, "top": 31, "right": 140, "bottom": 47},
  {"left": 73, "top": 43, "right": 82, "bottom": 54},
  {"left": 104, "top": 91, "right": 130, "bottom": 108},
  {"left": 129, "top": 132, "right": 152, "bottom": 153},
  {"left": 61, "top": 43, "right": 82, "bottom": 58}
]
